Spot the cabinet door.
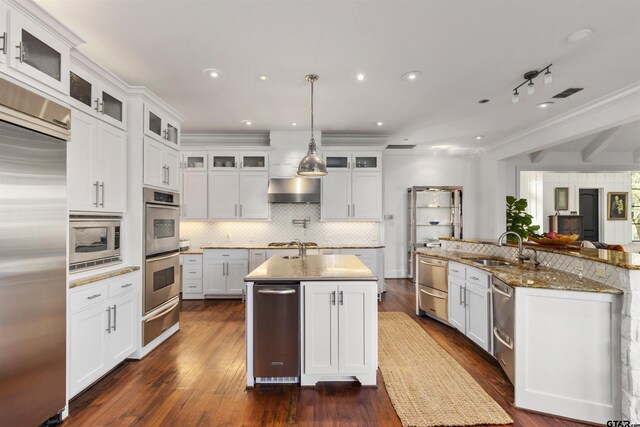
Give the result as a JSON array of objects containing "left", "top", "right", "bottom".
[
  {"left": 97, "top": 121, "right": 126, "bottom": 212},
  {"left": 240, "top": 152, "right": 268, "bottom": 170},
  {"left": 448, "top": 278, "right": 466, "bottom": 333},
  {"left": 183, "top": 152, "right": 207, "bottom": 171},
  {"left": 143, "top": 137, "right": 164, "bottom": 188},
  {"left": 352, "top": 153, "right": 381, "bottom": 171},
  {"left": 182, "top": 172, "right": 208, "bottom": 219},
  {"left": 144, "top": 106, "right": 164, "bottom": 143},
  {"left": 69, "top": 68, "right": 97, "bottom": 115},
  {"left": 338, "top": 283, "right": 375, "bottom": 374},
  {"left": 226, "top": 259, "right": 248, "bottom": 295},
  {"left": 304, "top": 284, "right": 339, "bottom": 374},
  {"left": 239, "top": 172, "right": 269, "bottom": 219},
  {"left": 98, "top": 86, "right": 126, "bottom": 130},
  {"left": 68, "top": 109, "right": 98, "bottom": 211},
  {"left": 465, "top": 282, "right": 491, "bottom": 352},
  {"left": 208, "top": 172, "right": 239, "bottom": 219},
  {"left": 351, "top": 172, "right": 382, "bottom": 220},
  {"left": 249, "top": 251, "right": 267, "bottom": 271},
  {"left": 321, "top": 171, "right": 351, "bottom": 220},
  {"left": 163, "top": 148, "right": 180, "bottom": 191},
  {"left": 165, "top": 121, "right": 179, "bottom": 146},
  {"left": 203, "top": 259, "right": 226, "bottom": 294},
  {"left": 323, "top": 152, "right": 351, "bottom": 170},
  {"left": 210, "top": 152, "right": 238, "bottom": 170},
  {"left": 107, "top": 293, "right": 137, "bottom": 364},
  {"left": 69, "top": 304, "right": 108, "bottom": 397},
  {"left": 0, "top": 4, "right": 6, "bottom": 68}
]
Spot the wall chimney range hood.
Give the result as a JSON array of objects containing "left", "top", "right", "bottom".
[{"left": 267, "top": 177, "right": 320, "bottom": 203}]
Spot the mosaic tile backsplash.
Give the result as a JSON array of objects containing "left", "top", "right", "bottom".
[{"left": 180, "top": 204, "right": 381, "bottom": 248}]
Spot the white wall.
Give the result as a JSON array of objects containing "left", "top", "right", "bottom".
[
  {"left": 520, "top": 171, "right": 632, "bottom": 243},
  {"left": 382, "top": 152, "right": 478, "bottom": 277}
]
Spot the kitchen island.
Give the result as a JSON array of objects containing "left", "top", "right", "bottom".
[{"left": 244, "top": 255, "right": 378, "bottom": 387}]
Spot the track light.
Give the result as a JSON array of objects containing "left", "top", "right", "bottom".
[{"left": 511, "top": 64, "right": 552, "bottom": 103}]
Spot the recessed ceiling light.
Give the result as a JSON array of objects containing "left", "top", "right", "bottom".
[
  {"left": 476, "top": 135, "right": 485, "bottom": 140},
  {"left": 567, "top": 29, "right": 592, "bottom": 43},
  {"left": 291, "top": 122, "right": 297, "bottom": 126},
  {"left": 241, "top": 120, "right": 252, "bottom": 126},
  {"left": 536, "top": 102, "right": 554, "bottom": 109},
  {"left": 478, "top": 99, "right": 490, "bottom": 104},
  {"left": 258, "top": 75, "right": 268, "bottom": 81},
  {"left": 376, "top": 122, "right": 383, "bottom": 126},
  {"left": 356, "top": 73, "right": 366, "bottom": 81},
  {"left": 402, "top": 71, "right": 422, "bottom": 81},
  {"left": 203, "top": 68, "right": 223, "bottom": 79}
]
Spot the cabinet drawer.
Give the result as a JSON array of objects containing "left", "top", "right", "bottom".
[
  {"left": 108, "top": 276, "right": 137, "bottom": 298},
  {"left": 181, "top": 254, "right": 203, "bottom": 265},
  {"left": 183, "top": 279, "right": 202, "bottom": 294},
  {"left": 465, "top": 268, "right": 490, "bottom": 288},
  {"left": 340, "top": 248, "right": 375, "bottom": 258},
  {"left": 183, "top": 265, "right": 202, "bottom": 280},
  {"left": 319, "top": 249, "right": 340, "bottom": 255},
  {"left": 203, "top": 249, "right": 248, "bottom": 260},
  {"left": 70, "top": 282, "right": 108, "bottom": 313},
  {"left": 448, "top": 262, "right": 466, "bottom": 279}
]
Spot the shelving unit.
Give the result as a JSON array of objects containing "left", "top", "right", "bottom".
[{"left": 407, "top": 186, "right": 463, "bottom": 279}]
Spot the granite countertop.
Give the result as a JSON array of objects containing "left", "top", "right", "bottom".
[
  {"left": 201, "top": 244, "right": 385, "bottom": 250},
  {"left": 180, "top": 249, "right": 204, "bottom": 255},
  {"left": 415, "top": 249, "right": 622, "bottom": 295},
  {"left": 440, "top": 237, "right": 640, "bottom": 270},
  {"left": 69, "top": 266, "right": 141, "bottom": 289},
  {"left": 245, "top": 254, "right": 377, "bottom": 282}
]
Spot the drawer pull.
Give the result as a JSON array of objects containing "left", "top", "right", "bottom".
[
  {"left": 188, "top": 285, "right": 197, "bottom": 288},
  {"left": 469, "top": 276, "right": 479, "bottom": 281},
  {"left": 87, "top": 294, "right": 101, "bottom": 300},
  {"left": 451, "top": 269, "right": 460, "bottom": 273},
  {"left": 121, "top": 283, "right": 133, "bottom": 288}
]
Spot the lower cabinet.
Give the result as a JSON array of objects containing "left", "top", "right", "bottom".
[
  {"left": 180, "top": 253, "right": 203, "bottom": 300},
  {"left": 448, "top": 262, "right": 491, "bottom": 352},
  {"left": 68, "top": 272, "right": 140, "bottom": 398},
  {"left": 203, "top": 250, "right": 248, "bottom": 298},
  {"left": 302, "top": 282, "right": 377, "bottom": 386}
]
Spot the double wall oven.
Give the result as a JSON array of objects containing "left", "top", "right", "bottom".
[{"left": 143, "top": 188, "right": 180, "bottom": 346}]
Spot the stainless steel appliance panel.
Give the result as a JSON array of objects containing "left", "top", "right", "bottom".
[
  {"left": 145, "top": 204, "right": 180, "bottom": 256},
  {"left": 253, "top": 283, "right": 300, "bottom": 377},
  {"left": 145, "top": 252, "right": 181, "bottom": 314},
  {"left": 417, "top": 256, "right": 448, "bottom": 292},
  {"left": 143, "top": 297, "right": 180, "bottom": 346},
  {"left": 418, "top": 285, "right": 448, "bottom": 322},
  {"left": 492, "top": 277, "right": 515, "bottom": 385},
  {"left": 0, "top": 119, "right": 67, "bottom": 425},
  {"left": 69, "top": 216, "right": 121, "bottom": 269},
  {"left": 493, "top": 326, "right": 515, "bottom": 385}
]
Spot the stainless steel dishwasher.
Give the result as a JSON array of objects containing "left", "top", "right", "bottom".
[
  {"left": 417, "top": 256, "right": 449, "bottom": 323},
  {"left": 492, "top": 277, "right": 515, "bottom": 385},
  {"left": 253, "top": 282, "right": 300, "bottom": 381}
]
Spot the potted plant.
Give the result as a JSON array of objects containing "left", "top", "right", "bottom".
[{"left": 506, "top": 196, "right": 540, "bottom": 242}]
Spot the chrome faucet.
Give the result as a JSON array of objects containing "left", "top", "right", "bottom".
[
  {"left": 497, "top": 231, "right": 530, "bottom": 264},
  {"left": 289, "top": 239, "right": 306, "bottom": 259}
]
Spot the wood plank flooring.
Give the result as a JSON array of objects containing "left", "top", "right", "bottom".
[{"left": 63, "top": 279, "right": 590, "bottom": 426}]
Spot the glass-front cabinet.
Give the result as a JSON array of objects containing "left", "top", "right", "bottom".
[
  {"left": 8, "top": 9, "right": 70, "bottom": 94},
  {"left": 182, "top": 152, "right": 207, "bottom": 172},
  {"left": 240, "top": 153, "right": 268, "bottom": 170},
  {"left": 144, "top": 105, "right": 180, "bottom": 147},
  {"left": 352, "top": 152, "right": 381, "bottom": 171},
  {"left": 210, "top": 153, "right": 238, "bottom": 170},
  {"left": 0, "top": 3, "right": 6, "bottom": 67},
  {"left": 323, "top": 152, "right": 381, "bottom": 171},
  {"left": 324, "top": 153, "right": 350, "bottom": 170},
  {"left": 69, "top": 66, "right": 127, "bottom": 130}
]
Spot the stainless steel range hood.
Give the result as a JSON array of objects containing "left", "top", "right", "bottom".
[{"left": 268, "top": 178, "right": 320, "bottom": 203}]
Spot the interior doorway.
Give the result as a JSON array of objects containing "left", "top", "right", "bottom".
[{"left": 579, "top": 189, "right": 600, "bottom": 241}]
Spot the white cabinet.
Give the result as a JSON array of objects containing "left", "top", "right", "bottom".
[
  {"left": 208, "top": 171, "right": 269, "bottom": 220},
  {"left": 323, "top": 152, "right": 381, "bottom": 172},
  {"left": 351, "top": 172, "right": 382, "bottom": 220},
  {"left": 0, "top": 3, "right": 6, "bottom": 68},
  {"left": 202, "top": 250, "right": 249, "bottom": 297},
  {"left": 68, "top": 273, "right": 140, "bottom": 398},
  {"left": 321, "top": 171, "right": 351, "bottom": 220},
  {"left": 447, "top": 262, "right": 491, "bottom": 352},
  {"left": 69, "top": 66, "right": 127, "bottom": 130},
  {"left": 340, "top": 249, "right": 384, "bottom": 295},
  {"left": 302, "top": 282, "right": 377, "bottom": 386},
  {"left": 181, "top": 253, "right": 203, "bottom": 299},
  {"left": 249, "top": 250, "right": 267, "bottom": 272},
  {"left": 181, "top": 172, "right": 208, "bottom": 219},
  {"left": 144, "top": 105, "right": 180, "bottom": 147},
  {"left": 144, "top": 136, "right": 179, "bottom": 191},
  {"left": 182, "top": 151, "right": 207, "bottom": 171},
  {"left": 68, "top": 109, "right": 126, "bottom": 212},
  {"left": 209, "top": 151, "right": 268, "bottom": 171}
]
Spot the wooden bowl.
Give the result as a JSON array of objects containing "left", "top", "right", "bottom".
[{"left": 528, "top": 234, "right": 580, "bottom": 246}]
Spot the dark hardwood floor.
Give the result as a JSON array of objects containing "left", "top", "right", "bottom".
[{"left": 63, "top": 279, "right": 589, "bottom": 426}]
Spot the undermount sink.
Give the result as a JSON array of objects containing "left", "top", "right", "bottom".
[
  {"left": 282, "top": 255, "right": 300, "bottom": 260},
  {"left": 466, "top": 258, "right": 513, "bottom": 267}
]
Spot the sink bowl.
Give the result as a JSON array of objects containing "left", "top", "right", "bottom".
[
  {"left": 282, "top": 255, "right": 300, "bottom": 260},
  {"left": 467, "top": 258, "right": 513, "bottom": 267}
]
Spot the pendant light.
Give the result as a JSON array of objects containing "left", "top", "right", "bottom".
[{"left": 297, "top": 74, "right": 327, "bottom": 177}]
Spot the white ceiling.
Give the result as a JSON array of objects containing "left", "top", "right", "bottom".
[
  {"left": 36, "top": 0, "right": 640, "bottom": 149},
  {"left": 549, "top": 119, "right": 640, "bottom": 152}
]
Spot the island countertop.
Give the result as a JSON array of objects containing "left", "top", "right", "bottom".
[{"left": 244, "top": 254, "right": 377, "bottom": 282}]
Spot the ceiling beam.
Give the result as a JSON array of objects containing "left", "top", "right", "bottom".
[
  {"left": 529, "top": 149, "right": 548, "bottom": 163},
  {"left": 581, "top": 126, "right": 621, "bottom": 162},
  {"left": 634, "top": 147, "right": 640, "bottom": 163}
]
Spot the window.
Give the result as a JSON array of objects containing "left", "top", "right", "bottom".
[{"left": 632, "top": 172, "right": 640, "bottom": 241}]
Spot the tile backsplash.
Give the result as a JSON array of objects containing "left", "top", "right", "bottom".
[{"left": 181, "top": 204, "right": 380, "bottom": 248}]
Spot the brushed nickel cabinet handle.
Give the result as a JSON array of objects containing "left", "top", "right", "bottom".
[
  {"left": 331, "top": 291, "right": 336, "bottom": 305},
  {"left": 112, "top": 304, "right": 117, "bottom": 331},
  {"left": 339, "top": 290, "right": 344, "bottom": 305},
  {"left": 0, "top": 32, "right": 7, "bottom": 55},
  {"left": 352, "top": 204, "right": 355, "bottom": 217},
  {"left": 99, "top": 182, "right": 105, "bottom": 207},
  {"left": 239, "top": 204, "right": 242, "bottom": 217},
  {"left": 15, "top": 42, "right": 23, "bottom": 62},
  {"left": 121, "top": 283, "right": 133, "bottom": 288},
  {"left": 87, "top": 293, "right": 101, "bottom": 300},
  {"left": 105, "top": 307, "right": 111, "bottom": 333},
  {"left": 94, "top": 181, "right": 100, "bottom": 207}
]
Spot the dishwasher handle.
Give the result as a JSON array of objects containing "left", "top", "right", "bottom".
[
  {"left": 493, "top": 327, "right": 514, "bottom": 350},
  {"left": 257, "top": 288, "right": 296, "bottom": 295},
  {"left": 492, "top": 282, "right": 513, "bottom": 298}
]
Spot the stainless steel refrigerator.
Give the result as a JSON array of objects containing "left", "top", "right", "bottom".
[
  {"left": 0, "top": 78, "right": 70, "bottom": 426},
  {"left": 407, "top": 186, "right": 463, "bottom": 280}
]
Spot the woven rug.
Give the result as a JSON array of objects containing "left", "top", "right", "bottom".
[{"left": 378, "top": 312, "right": 512, "bottom": 427}]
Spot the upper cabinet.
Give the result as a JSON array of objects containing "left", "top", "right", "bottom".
[
  {"left": 324, "top": 152, "right": 381, "bottom": 172},
  {"left": 69, "top": 65, "right": 127, "bottom": 130},
  {"left": 182, "top": 151, "right": 207, "bottom": 172},
  {"left": 144, "top": 105, "right": 180, "bottom": 147},
  {"left": 0, "top": 3, "right": 7, "bottom": 68},
  {"left": 143, "top": 136, "right": 180, "bottom": 191},
  {"left": 209, "top": 151, "right": 268, "bottom": 171}
]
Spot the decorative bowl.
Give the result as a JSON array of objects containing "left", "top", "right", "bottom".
[
  {"left": 429, "top": 221, "right": 440, "bottom": 225},
  {"left": 528, "top": 234, "right": 579, "bottom": 246}
]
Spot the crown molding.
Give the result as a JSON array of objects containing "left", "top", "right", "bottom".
[
  {"left": 127, "top": 87, "right": 186, "bottom": 122},
  {"left": 181, "top": 133, "right": 270, "bottom": 146},
  {"left": 71, "top": 50, "right": 129, "bottom": 94},
  {"left": 321, "top": 132, "right": 389, "bottom": 146},
  {"left": 6, "top": 0, "right": 84, "bottom": 47}
]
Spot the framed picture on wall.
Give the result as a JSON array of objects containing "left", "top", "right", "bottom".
[
  {"left": 555, "top": 187, "right": 569, "bottom": 211},
  {"left": 607, "top": 192, "right": 628, "bottom": 220}
]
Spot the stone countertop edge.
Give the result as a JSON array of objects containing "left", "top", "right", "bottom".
[
  {"left": 244, "top": 254, "right": 377, "bottom": 283},
  {"left": 199, "top": 244, "right": 385, "bottom": 250},
  {"left": 181, "top": 249, "right": 204, "bottom": 254},
  {"left": 69, "top": 266, "right": 141, "bottom": 289},
  {"left": 438, "top": 237, "right": 640, "bottom": 270},
  {"left": 415, "top": 249, "right": 623, "bottom": 295}
]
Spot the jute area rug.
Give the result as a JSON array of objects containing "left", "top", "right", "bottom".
[{"left": 378, "top": 312, "right": 512, "bottom": 427}]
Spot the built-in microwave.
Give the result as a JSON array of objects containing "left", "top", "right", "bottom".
[{"left": 69, "top": 214, "right": 122, "bottom": 271}]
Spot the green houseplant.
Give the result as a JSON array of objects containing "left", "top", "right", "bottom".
[{"left": 506, "top": 196, "right": 540, "bottom": 241}]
